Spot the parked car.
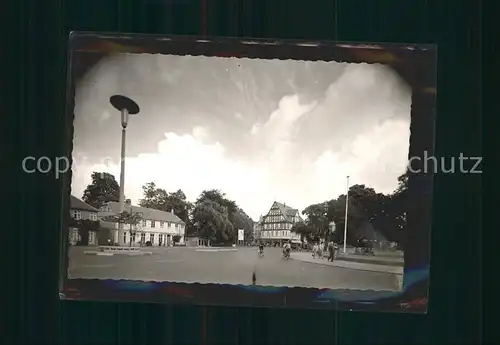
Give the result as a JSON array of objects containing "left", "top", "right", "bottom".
[{"left": 145, "top": 241, "right": 152, "bottom": 247}]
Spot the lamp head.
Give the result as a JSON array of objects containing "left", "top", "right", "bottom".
[{"left": 110, "top": 95, "right": 140, "bottom": 128}]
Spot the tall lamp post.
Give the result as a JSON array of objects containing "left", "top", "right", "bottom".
[
  {"left": 343, "top": 175, "right": 350, "bottom": 254},
  {"left": 110, "top": 95, "right": 140, "bottom": 246}
]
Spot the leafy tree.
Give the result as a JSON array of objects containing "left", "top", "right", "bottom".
[
  {"left": 302, "top": 202, "right": 330, "bottom": 241},
  {"left": 138, "top": 182, "right": 192, "bottom": 224},
  {"left": 232, "top": 208, "right": 255, "bottom": 243},
  {"left": 191, "top": 189, "right": 255, "bottom": 244},
  {"left": 298, "top": 170, "right": 410, "bottom": 249},
  {"left": 82, "top": 172, "right": 120, "bottom": 209},
  {"left": 312, "top": 194, "right": 366, "bottom": 246},
  {"left": 173, "top": 235, "right": 181, "bottom": 244},
  {"left": 102, "top": 211, "right": 143, "bottom": 225},
  {"left": 101, "top": 211, "right": 144, "bottom": 246},
  {"left": 192, "top": 199, "right": 234, "bottom": 243},
  {"left": 291, "top": 221, "right": 315, "bottom": 242},
  {"left": 385, "top": 170, "right": 409, "bottom": 246}
]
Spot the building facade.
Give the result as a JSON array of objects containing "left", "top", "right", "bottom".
[
  {"left": 69, "top": 195, "right": 99, "bottom": 245},
  {"left": 252, "top": 216, "right": 264, "bottom": 242},
  {"left": 260, "top": 201, "right": 303, "bottom": 246},
  {"left": 98, "top": 201, "right": 186, "bottom": 247}
]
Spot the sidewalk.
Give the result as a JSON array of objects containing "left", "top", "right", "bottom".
[
  {"left": 291, "top": 252, "right": 403, "bottom": 275},
  {"left": 336, "top": 253, "right": 404, "bottom": 267}
]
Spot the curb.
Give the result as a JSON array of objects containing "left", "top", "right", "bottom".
[
  {"left": 290, "top": 256, "right": 403, "bottom": 275},
  {"left": 84, "top": 251, "right": 153, "bottom": 256},
  {"left": 335, "top": 256, "right": 404, "bottom": 267},
  {"left": 195, "top": 248, "right": 238, "bottom": 252}
]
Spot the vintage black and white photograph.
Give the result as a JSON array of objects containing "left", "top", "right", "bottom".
[{"left": 63, "top": 35, "right": 435, "bottom": 310}]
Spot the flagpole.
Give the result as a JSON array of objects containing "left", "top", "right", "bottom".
[{"left": 343, "top": 175, "right": 350, "bottom": 254}]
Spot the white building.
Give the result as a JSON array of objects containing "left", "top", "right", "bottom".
[
  {"left": 98, "top": 201, "right": 186, "bottom": 246},
  {"left": 260, "top": 201, "right": 302, "bottom": 246}
]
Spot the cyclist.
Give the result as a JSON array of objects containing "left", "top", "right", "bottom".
[{"left": 283, "top": 241, "right": 291, "bottom": 258}]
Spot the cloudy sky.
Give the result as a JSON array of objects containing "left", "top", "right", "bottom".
[{"left": 71, "top": 53, "right": 411, "bottom": 221}]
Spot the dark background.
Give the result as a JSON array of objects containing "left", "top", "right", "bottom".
[{"left": 6, "top": 0, "right": 482, "bottom": 344}]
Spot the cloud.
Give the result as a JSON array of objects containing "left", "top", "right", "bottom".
[{"left": 71, "top": 55, "right": 411, "bottom": 220}]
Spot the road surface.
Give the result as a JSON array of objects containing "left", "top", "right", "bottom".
[{"left": 68, "top": 246, "right": 399, "bottom": 291}]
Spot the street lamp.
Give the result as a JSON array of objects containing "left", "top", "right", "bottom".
[
  {"left": 110, "top": 95, "right": 140, "bottom": 246},
  {"left": 343, "top": 175, "right": 350, "bottom": 254}
]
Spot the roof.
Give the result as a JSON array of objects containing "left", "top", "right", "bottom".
[
  {"left": 70, "top": 195, "right": 99, "bottom": 212},
  {"left": 100, "top": 201, "right": 185, "bottom": 225},
  {"left": 274, "top": 202, "right": 300, "bottom": 222}
]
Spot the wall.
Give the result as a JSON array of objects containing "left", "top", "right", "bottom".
[
  {"left": 68, "top": 227, "right": 98, "bottom": 246},
  {"left": 108, "top": 222, "right": 186, "bottom": 247},
  {"left": 70, "top": 209, "right": 97, "bottom": 221},
  {"left": 69, "top": 208, "right": 98, "bottom": 245}
]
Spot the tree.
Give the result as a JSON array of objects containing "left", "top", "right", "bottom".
[
  {"left": 173, "top": 235, "right": 181, "bottom": 244},
  {"left": 101, "top": 211, "right": 144, "bottom": 246},
  {"left": 291, "top": 221, "right": 314, "bottom": 242},
  {"left": 138, "top": 183, "right": 192, "bottom": 224},
  {"left": 321, "top": 194, "right": 366, "bottom": 246},
  {"left": 192, "top": 199, "right": 234, "bottom": 243},
  {"left": 82, "top": 172, "right": 120, "bottom": 209},
  {"left": 384, "top": 170, "right": 410, "bottom": 246},
  {"left": 232, "top": 208, "right": 255, "bottom": 243},
  {"left": 302, "top": 202, "right": 330, "bottom": 241},
  {"left": 191, "top": 189, "right": 255, "bottom": 245}
]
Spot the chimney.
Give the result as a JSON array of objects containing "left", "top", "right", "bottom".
[{"left": 171, "top": 208, "right": 175, "bottom": 215}]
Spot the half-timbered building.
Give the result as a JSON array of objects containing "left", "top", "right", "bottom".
[{"left": 260, "top": 201, "right": 303, "bottom": 246}]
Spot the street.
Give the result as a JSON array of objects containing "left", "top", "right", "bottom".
[{"left": 68, "top": 246, "right": 399, "bottom": 291}]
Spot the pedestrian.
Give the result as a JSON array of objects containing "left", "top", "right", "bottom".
[{"left": 327, "top": 241, "right": 335, "bottom": 262}]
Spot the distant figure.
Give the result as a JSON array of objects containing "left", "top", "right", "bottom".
[
  {"left": 252, "top": 271, "right": 256, "bottom": 285},
  {"left": 327, "top": 241, "right": 335, "bottom": 262}
]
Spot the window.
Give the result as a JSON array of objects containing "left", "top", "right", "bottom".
[
  {"left": 140, "top": 233, "right": 145, "bottom": 243},
  {"left": 151, "top": 220, "right": 156, "bottom": 228},
  {"left": 124, "top": 232, "right": 127, "bottom": 244},
  {"left": 159, "top": 234, "right": 163, "bottom": 243},
  {"left": 131, "top": 233, "right": 136, "bottom": 244},
  {"left": 89, "top": 231, "right": 95, "bottom": 244},
  {"left": 99, "top": 205, "right": 109, "bottom": 212},
  {"left": 160, "top": 221, "right": 164, "bottom": 228},
  {"left": 71, "top": 210, "right": 81, "bottom": 220},
  {"left": 89, "top": 212, "right": 97, "bottom": 221},
  {"left": 149, "top": 233, "right": 154, "bottom": 242},
  {"left": 142, "top": 219, "right": 146, "bottom": 227}
]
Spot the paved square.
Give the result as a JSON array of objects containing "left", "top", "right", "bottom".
[{"left": 68, "top": 246, "right": 399, "bottom": 291}]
